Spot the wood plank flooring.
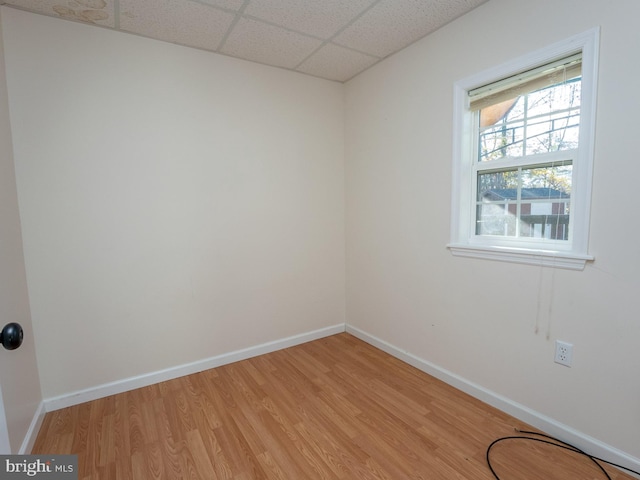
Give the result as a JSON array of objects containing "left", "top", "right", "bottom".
[{"left": 32, "top": 333, "right": 635, "bottom": 479}]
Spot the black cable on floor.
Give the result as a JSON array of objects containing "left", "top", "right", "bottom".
[{"left": 486, "top": 429, "right": 640, "bottom": 480}]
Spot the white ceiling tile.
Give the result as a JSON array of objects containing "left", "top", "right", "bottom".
[
  {"left": 119, "top": 0, "right": 235, "bottom": 51},
  {"left": 297, "top": 43, "right": 378, "bottom": 82},
  {"left": 5, "top": 0, "right": 488, "bottom": 81},
  {"left": 221, "top": 17, "right": 323, "bottom": 69},
  {"left": 244, "top": 0, "right": 376, "bottom": 39},
  {"left": 6, "top": 0, "right": 115, "bottom": 27},
  {"left": 193, "top": 0, "right": 245, "bottom": 11},
  {"left": 334, "top": 0, "right": 487, "bottom": 58}
]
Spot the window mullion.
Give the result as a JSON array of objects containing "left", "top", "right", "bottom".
[
  {"left": 475, "top": 150, "right": 576, "bottom": 172},
  {"left": 516, "top": 167, "right": 522, "bottom": 238},
  {"left": 522, "top": 94, "right": 528, "bottom": 157}
]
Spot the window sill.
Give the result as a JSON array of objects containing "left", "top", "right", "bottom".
[{"left": 447, "top": 243, "right": 593, "bottom": 270}]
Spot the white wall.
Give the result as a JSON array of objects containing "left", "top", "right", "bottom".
[
  {"left": 4, "top": 0, "right": 639, "bottom": 466},
  {"left": 0, "top": 8, "right": 42, "bottom": 453},
  {"left": 2, "top": 7, "right": 345, "bottom": 399},
  {"left": 346, "top": 0, "right": 640, "bottom": 461}
]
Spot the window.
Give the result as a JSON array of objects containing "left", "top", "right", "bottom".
[{"left": 449, "top": 29, "right": 599, "bottom": 270}]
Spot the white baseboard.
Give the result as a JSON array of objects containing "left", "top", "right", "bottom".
[
  {"left": 20, "top": 400, "right": 45, "bottom": 454},
  {"left": 44, "top": 324, "right": 345, "bottom": 412},
  {"left": 38, "top": 321, "right": 640, "bottom": 477},
  {"left": 346, "top": 324, "right": 640, "bottom": 478}
]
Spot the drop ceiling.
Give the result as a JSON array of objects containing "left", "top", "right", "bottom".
[{"left": 2, "top": 0, "right": 488, "bottom": 82}]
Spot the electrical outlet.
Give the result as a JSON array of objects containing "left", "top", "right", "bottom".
[{"left": 554, "top": 340, "right": 573, "bottom": 367}]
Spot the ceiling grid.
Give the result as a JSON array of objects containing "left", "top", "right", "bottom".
[{"left": 3, "top": 0, "right": 487, "bottom": 81}]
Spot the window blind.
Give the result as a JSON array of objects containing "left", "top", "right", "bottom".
[{"left": 469, "top": 53, "right": 582, "bottom": 112}]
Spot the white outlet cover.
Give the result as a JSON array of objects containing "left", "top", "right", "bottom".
[{"left": 555, "top": 340, "right": 573, "bottom": 367}]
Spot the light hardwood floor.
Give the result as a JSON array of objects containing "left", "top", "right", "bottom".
[{"left": 32, "top": 333, "right": 635, "bottom": 479}]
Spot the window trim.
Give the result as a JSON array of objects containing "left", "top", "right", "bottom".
[{"left": 448, "top": 28, "right": 599, "bottom": 270}]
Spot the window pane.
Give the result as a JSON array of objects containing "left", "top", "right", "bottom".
[
  {"left": 477, "top": 170, "right": 518, "bottom": 201},
  {"left": 527, "top": 81, "right": 581, "bottom": 117},
  {"left": 479, "top": 118, "right": 524, "bottom": 161},
  {"left": 476, "top": 203, "right": 516, "bottom": 236},
  {"left": 478, "top": 78, "right": 581, "bottom": 163},
  {"left": 519, "top": 164, "right": 572, "bottom": 240},
  {"left": 521, "top": 163, "right": 572, "bottom": 194},
  {"left": 476, "top": 170, "right": 519, "bottom": 236},
  {"left": 476, "top": 164, "right": 572, "bottom": 240},
  {"left": 524, "top": 109, "right": 580, "bottom": 155}
]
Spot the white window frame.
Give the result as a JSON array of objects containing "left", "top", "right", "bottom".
[{"left": 448, "top": 28, "right": 599, "bottom": 270}]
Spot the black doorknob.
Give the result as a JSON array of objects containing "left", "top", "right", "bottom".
[{"left": 0, "top": 323, "right": 24, "bottom": 350}]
